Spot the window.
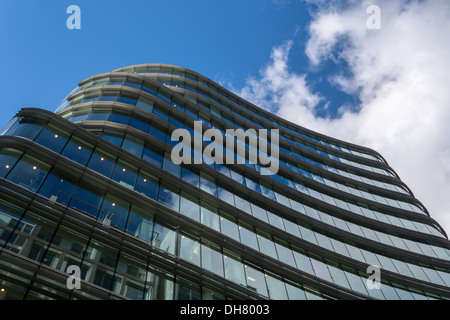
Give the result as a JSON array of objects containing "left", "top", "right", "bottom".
[
  {"left": 179, "top": 234, "right": 201, "bottom": 266},
  {"left": 69, "top": 112, "right": 88, "bottom": 122},
  {"left": 98, "top": 95, "right": 118, "bottom": 102},
  {"left": 257, "top": 231, "right": 278, "bottom": 259},
  {"left": 292, "top": 247, "right": 314, "bottom": 275},
  {"left": 199, "top": 173, "right": 217, "bottom": 197},
  {"left": 201, "top": 241, "right": 224, "bottom": 276},
  {"left": 111, "top": 161, "right": 138, "bottom": 189},
  {"left": 101, "top": 131, "right": 124, "bottom": 147},
  {"left": 238, "top": 222, "right": 259, "bottom": 251},
  {"left": 38, "top": 170, "right": 76, "bottom": 205},
  {"left": 69, "top": 184, "right": 104, "bottom": 218},
  {"left": 201, "top": 202, "right": 220, "bottom": 232},
  {"left": 108, "top": 112, "right": 131, "bottom": 125},
  {"left": 34, "top": 124, "right": 69, "bottom": 153},
  {"left": 152, "top": 220, "right": 177, "bottom": 254},
  {"left": 127, "top": 205, "right": 154, "bottom": 243},
  {"left": 143, "top": 148, "right": 163, "bottom": 168},
  {"left": 0, "top": 148, "right": 22, "bottom": 178},
  {"left": 5, "top": 116, "right": 45, "bottom": 140},
  {"left": 180, "top": 192, "right": 199, "bottom": 221},
  {"left": 61, "top": 136, "right": 94, "bottom": 166},
  {"left": 87, "top": 111, "right": 110, "bottom": 121},
  {"left": 153, "top": 107, "right": 168, "bottom": 121},
  {"left": 0, "top": 117, "right": 18, "bottom": 136},
  {"left": 129, "top": 117, "right": 150, "bottom": 133},
  {"left": 310, "top": 257, "right": 333, "bottom": 283},
  {"left": 99, "top": 195, "right": 130, "bottom": 230},
  {"left": 5, "top": 155, "right": 50, "bottom": 192},
  {"left": 148, "top": 126, "right": 167, "bottom": 143},
  {"left": 274, "top": 240, "right": 296, "bottom": 268},
  {"left": 162, "top": 152, "right": 181, "bottom": 178},
  {"left": 122, "top": 135, "right": 144, "bottom": 158},
  {"left": 234, "top": 195, "right": 250, "bottom": 213},
  {"left": 265, "top": 274, "right": 288, "bottom": 300},
  {"left": 244, "top": 265, "right": 268, "bottom": 297},
  {"left": 87, "top": 149, "right": 116, "bottom": 178},
  {"left": 124, "top": 80, "right": 142, "bottom": 90},
  {"left": 219, "top": 211, "right": 239, "bottom": 241},
  {"left": 285, "top": 283, "right": 307, "bottom": 300},
  {"left": 135, "top": 172, "right": 159, "bottom": 200},
  {"left": 0, "top": 200, "right": 25, "bottom": 248},
  {"left": 158, "top": 184, "right": 180, "bottom": 212},
  {"left": 136, "top": 97, "right": 154, "bottom": 113},
  {"left": 181, "top": 168, "right": 199, "bottom": 187},
  {"left": 223, "top": 250, "right": 246, "bottom": 286}
]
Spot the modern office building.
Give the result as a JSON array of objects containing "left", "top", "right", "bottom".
[{"left": 0, "top": 64, "right": 450, "bottom": 300}]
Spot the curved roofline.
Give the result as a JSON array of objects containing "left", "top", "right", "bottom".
[{"left": 113, "top": 63, "right": 390, "bottom": 163}]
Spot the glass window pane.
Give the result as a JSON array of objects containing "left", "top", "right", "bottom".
[
  {"left": 244, "top": 265, "right": 268, "bottom": 297},
  {"left": 0, "top": 116, "right": 18, "bottom": 136},
  {"left": 101, "top": 131, "right": 124, "bottom": 147},
  {"left": 122, "top": 135, "right": 144, "bottom": 158},
  {"left": 234, "top": 195, "right": 250, "bottom": 213},
  {"left": 61, "top": 136, "right": 94, "bottom": 166},
  {"left": 310, "top": 257, "right": 333, "bottom": 283},
  {"left": 152, "top": 220, "right": 177, "bottom": 254},
  {"left": 87, "top": 149, "right": 116, "bottom": 178},
  {"left": 343, "top": 269, "right": 369, "bottom": 296},
  {"left": 223, "top": 250, "right": 246, "bottom": 286},
  {"left": 250, "top": 203, "right": 268, "bottom": 223},
  {"left": 69, "top": 184, "right": 104, "bottom": 218},
  {"left": 129, "top": 117, "right": 150, "bottom": 133},
  {"left": 87, "top": 111, "right": 110, "bottom": 121},
  {"left": 149, "top": 126, "right": 166, "bottom": 142},
  {"left": 98, "top": 95, "right": 118, "bottom": 102},
  {"left": 135, "top": 172, "right": 159, "bottom": 200},
  {"left": 0, "top": 200, "right": 25, "bottom": 249},
  {"left": 143, "top": 148, "right": 163, "bottom": 168},
  {"left": 179, "top": 234, "right": 201, "bottom": 266},
  {"left": 6, "top": 116, "right": 45, "bottom": 140},
  {"left": 158, "top": 185, "right": 180, "bottom": 212},
  {"left": 199, "top": 173, "right": 217, "bottom": 197},
  {"left": 5, "top": 155, "right": 49, "bottom": 192},
  {"left": 38, "top": 170, "right": 76, "bottom": 205},
  {"left": 285, "top": 283, "right": 307, "bottom": 300},
  {"left": 327, "top": 262, "right": 351, "bottom": 289},
  {"left": 182, "top": 168, "right": 199, "bottom": 188},
  {"left": 200, "top": 204, "right": 220, "bottom": 232},
  {"left": 136, "top": 97, "right": 154, "bottom": 113},
  {"left": 239, "top": 223, "right": 259, "bottom": 251},
  {"left": 111, "top": 161, "right": 138, "bottom": 189},
  {"left": 217, "top": 187, "right": 234, "bottom": 204},
  {"left": 219, "top": 211, "right": 239, "bottom": 241},
  {"left": 34, "top": 125, "right": 69, "bottom": 153},
  {"left": 265, "top": 274, "right": 288, "bottom": 300},
  {"left": 180, "top": 193, "right": 199, "bottom": 221},
  {"left": 0, "top": 148, "right": 22, "bottom": 178},
  {"left": 127, "top": 205, "right": 154, "bottom": 243},
  {"left": 274, "top": 241, "right": 296, "bottom": 268},
  {"left": 117, "top": 95, "right": 137, "bottom": 106},
  {"left": 99, "top": 195, "right": 130, "bottom": 230},
  {"left": 108, "top": 112, "right": 131, "bottom": 125},
  {"left": 201, "top": 242, "right": 224, "bottom": 276},
  {"left": 257, "top": 231, "right": 278, "bottom": 259},
  {"left": 162, "top": 153, "right": 181, "bottom": 178},
  {"left": 292, "top": 247, "right": 314, "bottom": 275}
]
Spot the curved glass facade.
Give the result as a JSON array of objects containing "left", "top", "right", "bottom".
[{"left": 0, "top": 64, "right": 449, "bottom": 300}]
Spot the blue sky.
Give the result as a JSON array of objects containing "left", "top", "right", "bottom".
[
  {"left": 0, "top": 0, "right": 353, "bottom": 127},
  {"left": 1, "top": 0, "right": 450, "bottom": 234},
  {"left": 0, "top": 0, "right": 314, "bottom": 125}
]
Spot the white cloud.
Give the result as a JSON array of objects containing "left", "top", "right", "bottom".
[{"left": 236, "top": 0, "right": 450, "bottom": 235}]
